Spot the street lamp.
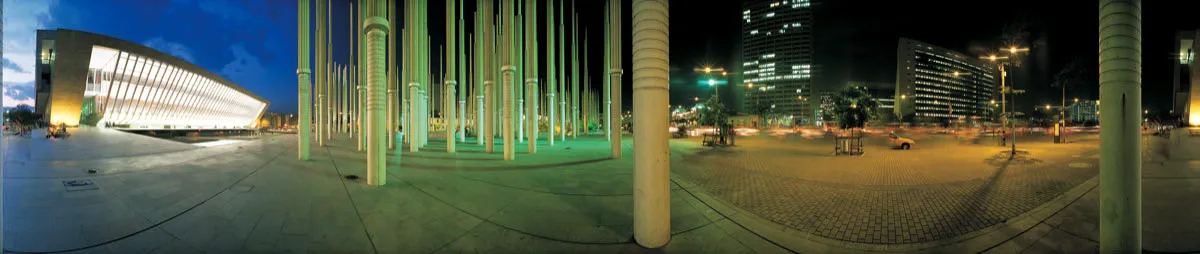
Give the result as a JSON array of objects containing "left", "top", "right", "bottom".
[{"left": 981, "top": 46, "right": 1028, "bottom": 156}]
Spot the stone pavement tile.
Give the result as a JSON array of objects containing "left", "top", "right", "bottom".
[
  {"left": 662, "top": 221, "right": 754, "bottom": 254},
  {"left": 102, "top": 227, "right": 175, "bottom": 254},
  {"left": 1143, "top": 178, "right": 1200, "bottom": 252},
  {"left": 403, "top": 169, "right": 531, "bottom": 218},
  {"left": 147, "top": 238, "right": 203, "bottom": 254},
  {"left": 434, "top": 221, "right": 622, "bottom": 253},
  {"left": 1016, "top": 227, "right": 1098, "bottom": 253},
  {"left": 58, "top": 246, "right": 113, "bottom": 254},
  {"left": 979, "top": 223, "right": 1054, "bottom": 254},
  {"left": 198, "top": 232, "right": 248, "bottom": 253},
  {"left": 1041, "top": 188, "right": 1098, "bottom": 241},
  {"left": 487, "top": 191, "right": 632, "bottom": 243},
  {"left": 242, "top": 212, "right": 287, "bottom": 252},
  {"left": 710, "top": 219, "right": 793, "bottom": 254},
  {"left": 670, "top": 189, "right": 716, "bottom": 233}
]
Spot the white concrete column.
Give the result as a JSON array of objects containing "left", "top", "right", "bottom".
[
  {"left": 297, "top": 0, "right": 312, "bottom": 161},
  {"left": 632, "top": 0, "right": 669, "bottom": 248},
  {"left": 1099, "top": 0, "right": 1141, "bottom": 251},
  {"left": 363, "top": 0, "right": 388, "bottom": 186},
  {"left": 609, "top": 0, "right": 622, "bottom": 159}
]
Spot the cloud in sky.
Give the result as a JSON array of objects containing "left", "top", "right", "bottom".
[
  {"left": 143, "top": 37, "right": 196, "bottom": 62},
  {"left": 220, "top": 44, "right": 267, "bottom": 86},
  {"left": 2, "top": 57, "right": 27, "bottom": 73},
  {"left": 4, "top": 0, "right": 57, "bottom": 107}
]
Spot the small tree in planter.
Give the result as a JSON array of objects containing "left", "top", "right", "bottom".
[{"left": 833, "top": 86, "right": 879, "bottom": 130}]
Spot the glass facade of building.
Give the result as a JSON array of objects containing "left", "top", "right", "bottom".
[
  {"left": 894, "top": 38, "right": 998, "bottom": 124},
  {"left": 86, "top": 46, "right": 266, "bottom": 128},
  {"left": 742, "top": 0, "right": 813, "bottom": 125},
  {"left": 35, "top": 29, "right": 268, "bottom": 129}
]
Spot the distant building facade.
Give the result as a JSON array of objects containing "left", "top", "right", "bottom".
[
  {"left": 35, "top": 29, "right": 268, "bottom": 129},
  {"left": 1175, "top": 30, "right": 1199, "bottom": 125},
  {"left": 1067, "top": 100, "right": 1099, "bottom": 124},
  {"left": 894, "top": 38, "right": 999, "bottom": 125},
  {"left": 741, "top": 0, "right": 814, "bottom": 125}
]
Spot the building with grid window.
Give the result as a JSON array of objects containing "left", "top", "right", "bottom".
[
  {"left": 894, "top": 37, "right": 999, "bottom": 125},
  {"left": 741, "top": 0, "right": 813, "bottom": 126},
  {"left": 34, "top": 29, "right": 268, "bottom": 129}
]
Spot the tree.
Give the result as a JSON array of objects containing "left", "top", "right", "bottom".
[
  {"left": 697, "top": 96, "right": 727, "bottom": 127},
  {"left": 1051, "top": 58, "right": 1091, "bottom": 123},
  {"left": 5, "top": 104, "right": 36, "bottom": 124},
  {"left": 748, "top": 102, "right": 776, "bottom": 127},
  {"left": 832, "top": 86, "right": 878, "bottom": 129}
]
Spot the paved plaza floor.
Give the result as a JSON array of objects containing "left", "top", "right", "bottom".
[{"left": 2, "top": 128, "right": 1197, "bottom": 253}]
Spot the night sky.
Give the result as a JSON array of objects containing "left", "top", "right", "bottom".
[{"left": 4, "top": 1, "right": 1199, "bottom": 116}]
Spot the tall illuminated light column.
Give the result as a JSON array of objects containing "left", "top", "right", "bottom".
[
  {"left": 363, "top": 0, "right": 388, "bottom": 186},
  {"left": 1099, "top": 0, "right": 1142, "bottom": 251},
  {"left": 604, "top": 2, "right": 611, "bottom": 142},
  {"left": 458, "top": 1, "right": 468, "bottom": 143},
  {"left": 407, "top": 0, "right": 422, "bottom": 152},
  {"left": 444, "top": 0, "right": 458, "bottom": 153},
  {"left": 483, "top": 0, "right": 496, "bottom": 153},
  {"left": 357, "top": 0, "right": 367, "bottom": 152},
  {"left": 632, "top": 0, "right": 670, "bottom": 247},
  {"left": 609, "top": 0, "right": 622, "bottom": 158},
  {"left": 476, "top": 6, "right": 486, "bottom": 145},
  {"left": 524, "top": 0, "right": 538, "bottom": 154},
  {"left": 297, "top": 0, "right": 312, "bottom": 160},
  {"left": 500, "top": 0, "right": 516, "bottom": 160},
  {"left": 571, "top": 12, "right": 580, "bottom": 139},
  {"left": 516, "top": 11, "right": 525, "bottom": 143},
  {"left": 326, "top": 1, "right": 335, "bottom": 141},
  {"left": 388, "top": 0, "right": 397, "bottom": 150},
  {"left": 315, "top": 0, "right": 327, "bottom": 146},
  {"left": 546, "top": 0, "right": 557, "bottom": 146},
  {"left": 558, "top": 2, "right": 567, "bottom": 141}
]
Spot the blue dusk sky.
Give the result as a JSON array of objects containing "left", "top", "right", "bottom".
[{"left": 3, "top": 0, "right": 300, "bottom": 113}]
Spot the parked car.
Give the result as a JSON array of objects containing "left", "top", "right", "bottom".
[{"left": 888, "top": 133, "right": 915, "bottom": 150}]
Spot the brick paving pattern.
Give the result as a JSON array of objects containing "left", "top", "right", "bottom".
[{"left": 673, "top": 134, "right": 1100, "bottom": 244}]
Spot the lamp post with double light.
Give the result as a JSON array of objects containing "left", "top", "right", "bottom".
[{"left": 982, "top": 46, "right": 1029, "bottom": 156}]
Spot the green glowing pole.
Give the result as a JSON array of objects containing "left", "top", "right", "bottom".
[
  {"left": 525, "top": 0, "right": 538, "bottom": 153},
  {"left": 571, "top": 9, "right": 579, "bottom": 139},
  {"left": 558, "top": 1, "right": 567, "bottom": 141},
  {"left": 546, "top": 0, "right": 557, "bottom": 146},
  {"left": 1099, "top": 0, "right": 1142, "bottom": 251},
  {"left": 458, "top": 0, "right": 467, "bottom": 143},
  {"left": 483, "top": 0, "right": 496, "bottom": 153},
  {"left": 388, "top": 0, "right": 397, "bottom": 150},
  {"left": 501, "top": 0, "right": 515, "bottom": 160},
  {"left": 446, "top": 0, "right": 458, "bottom": 153},
  {"left": 297, "top": 0, "right": 312, "bottom": 160},
  {"left": 315, "top": 0, "right": 327, "bottom": 147}
]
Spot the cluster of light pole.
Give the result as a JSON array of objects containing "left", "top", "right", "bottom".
[{"left": 297, "top": 0, "right": 670, "bottom": 247}]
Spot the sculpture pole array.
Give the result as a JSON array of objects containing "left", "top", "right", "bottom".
[
  {"left": 558, "top": 2, "right": 567, "bottom": 142},
  {"left": 500, "top": 0, "right": 515, "bottom": 160},
  {"left": 571, "top": 11, "right": 579, "bottom": 139}
]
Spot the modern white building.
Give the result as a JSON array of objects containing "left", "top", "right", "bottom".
[{"left": 34, "top": 29, "right": 268, "bottom": 129}]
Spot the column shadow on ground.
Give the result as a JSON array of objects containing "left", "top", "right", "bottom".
[{"left": 400, "top": 158, "right": 611, "bottom": 171}]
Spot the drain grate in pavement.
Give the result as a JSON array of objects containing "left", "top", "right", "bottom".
[
  {"left": 86, "top": 168, "right": 99, "bottom": 174},
  {"left": 63, "top": 180, "right": 99, "bottom": 192},
  {"left": 344, "top": 175, "right": 360, "bottom": 180}
]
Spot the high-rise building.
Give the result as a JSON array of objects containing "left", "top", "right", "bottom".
[
  {"left": 894, "top": 38, "right": 999, "bottom": 125},
  {"left": 1066, "top": 99, "right": 1099, "bottom": 124},
  {"left": 1174, "top": 30, "right": 1198, "bottom": 125},
  {"left": 741, "top": 0, "right": 813, "bottom": 126}
]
